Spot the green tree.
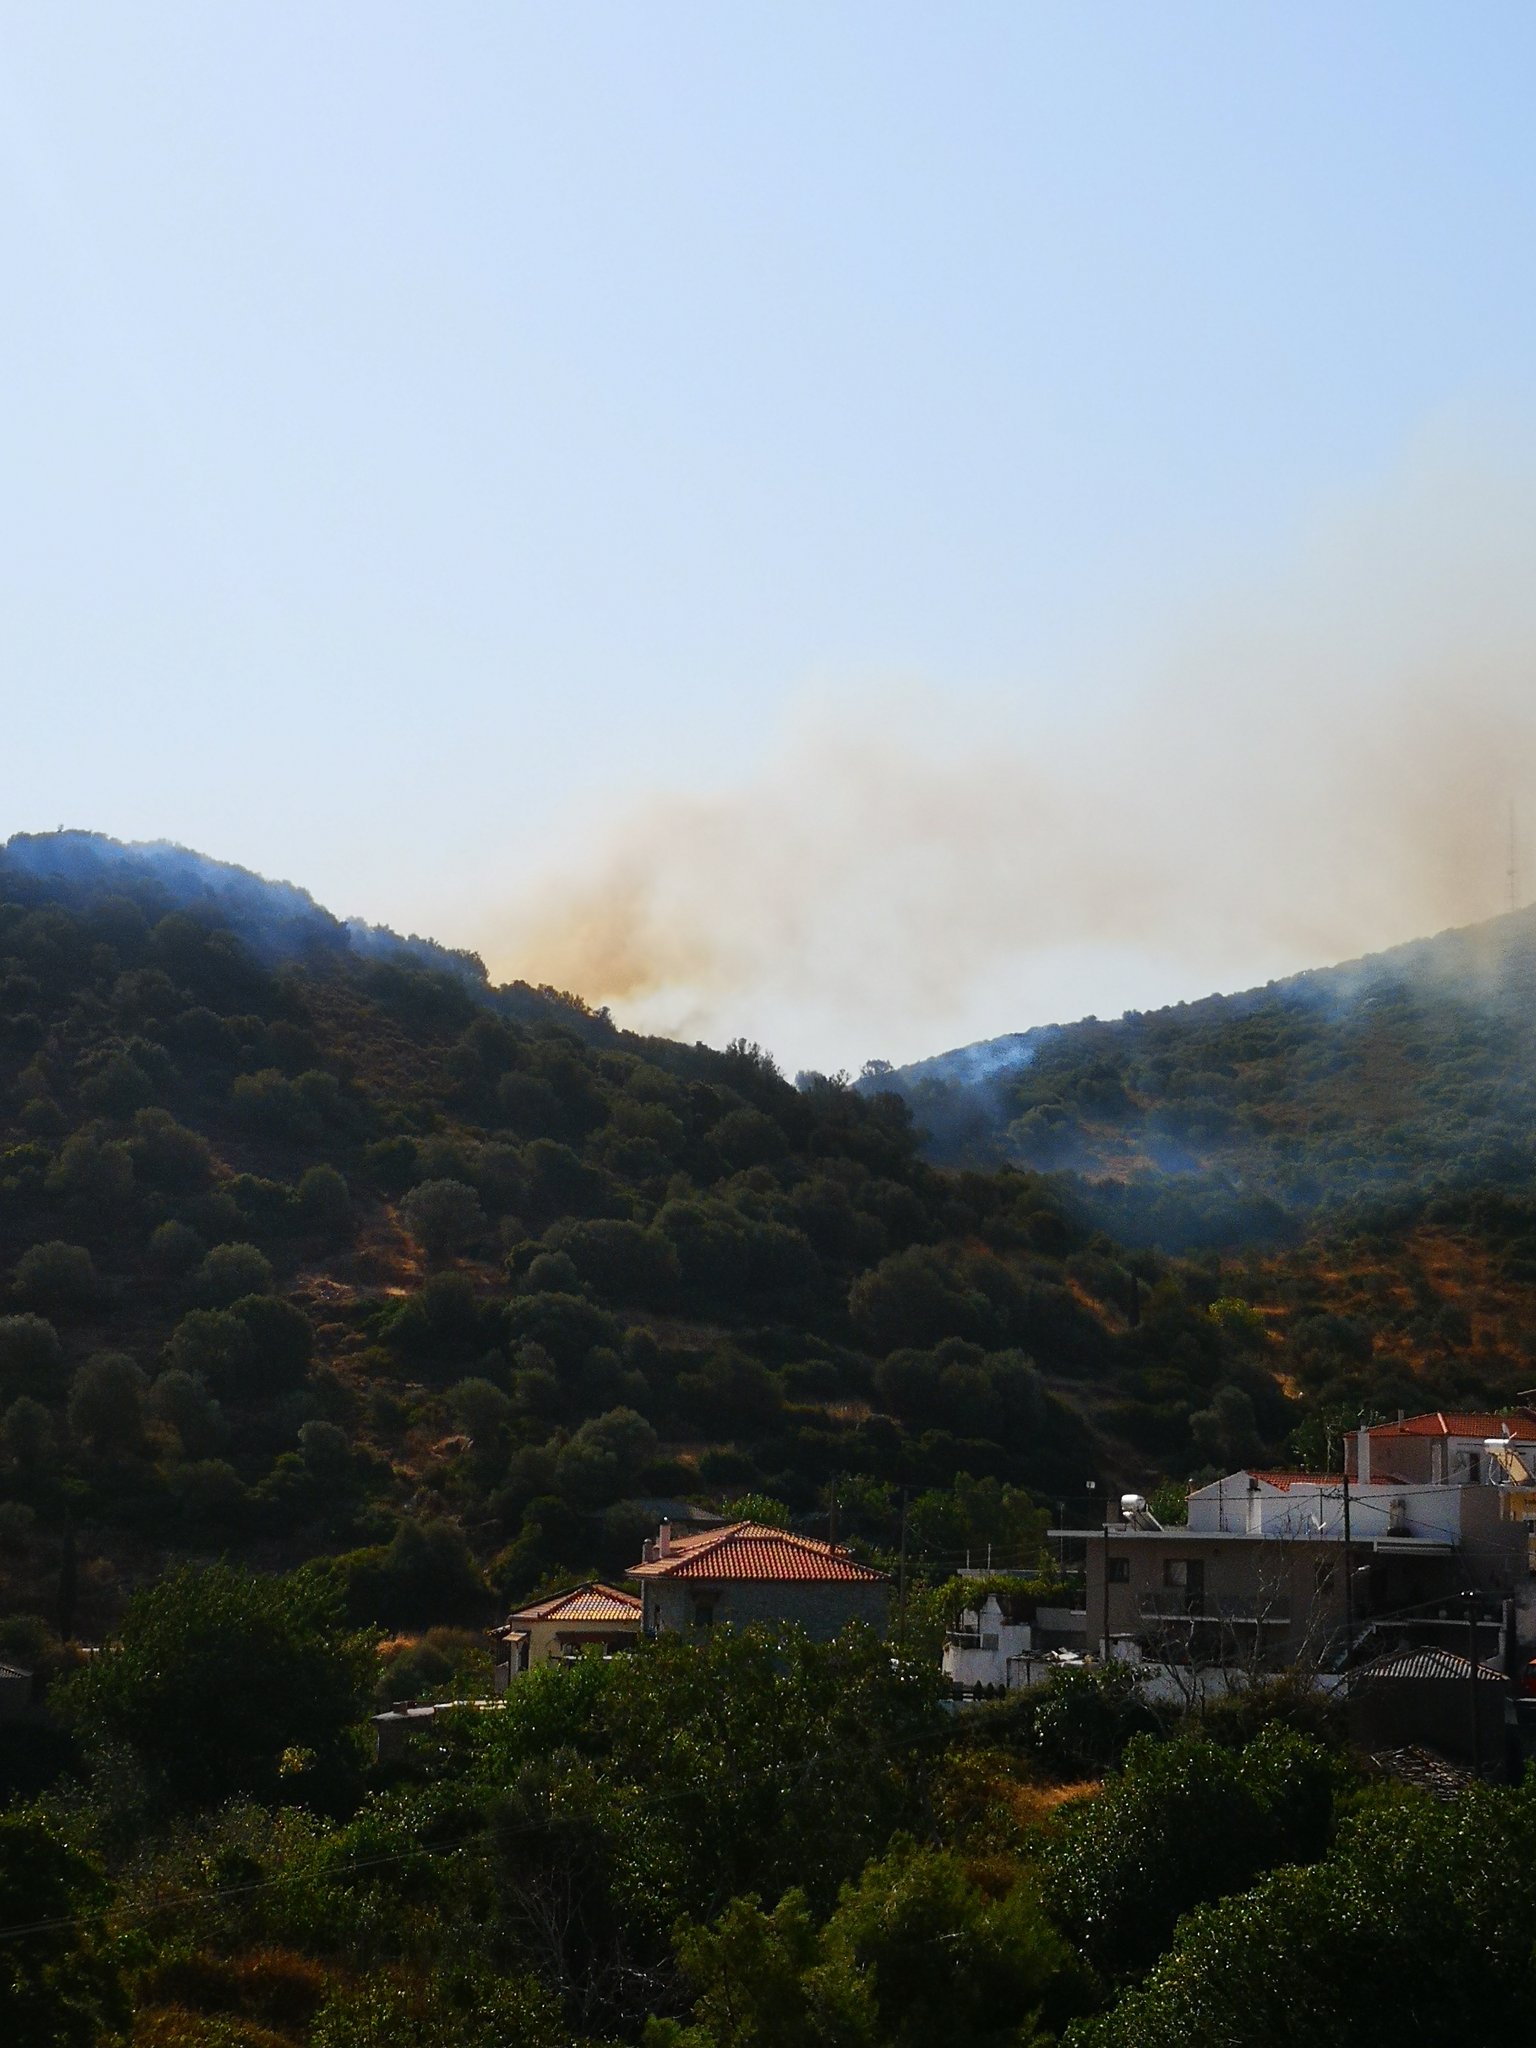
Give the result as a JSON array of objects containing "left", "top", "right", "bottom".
[
  {"left": 0, "top": 1315, "right": 65, "bottom": 1400},
  {"left": 59, "top": 1562, "right": 371, "bottom": 1811},
  {"left": 1045, "top": 1727, "right": 1340, "bottom": 1979},
  {"left": 67, "top": 1353, "right": 147, "bottom": 1460},
  {"left": 197, "top": 1241, "right": 275, "bottom": 1306},
  {"left": 2, "top": 1394, "right": 54, "bottom": 1473},
  {"left": 13, "top": 1242, "right": 99, "bottom": 1313},
  {"left": 0, "top": 1812, "right": 126, "bottom": 2048},
  {"left": 1073, "top": 1778, "right": 1536, "bottom": 2048},
  {"left": 400, "top": 1179, "right": 486, "bottom": 1261}
]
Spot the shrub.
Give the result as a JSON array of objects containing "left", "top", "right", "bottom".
[
  {"left": 13, "top": 1240, "right": 99, "bottom": 1311},
  {"left": 400, "top": 1179, "right": 485, "bottom": 1261},
  {"left": 198, "top": 1242, "right": 275, "bottom": 1307},
  {"left": 0, "top": 1315, "right": 65, "bottom": 1400}
]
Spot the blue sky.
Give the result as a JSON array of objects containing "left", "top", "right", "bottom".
[{"left": 3, "top": 6, "right": 1535, "bottom": 1069}]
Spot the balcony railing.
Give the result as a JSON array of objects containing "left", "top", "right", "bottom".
[{"left": 1139, "top": 1594, "right": 1293, "bottom": 1625}]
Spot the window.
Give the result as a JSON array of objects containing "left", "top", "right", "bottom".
[
  {"left": 1107, "top": 1558, "right": 1130, "bottom": 1583},
  {"left": 1468, "top": 1453, "right": 1482, "bottom": 1485},
  {"left": 1163, "top": 1560, "right": 1205, "bottom": 1608},
  {"left": 689, "top": 1596, "right": 716, "bottom": 1632}
]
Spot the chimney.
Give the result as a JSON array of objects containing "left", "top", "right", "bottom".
[
  {"left": 642, "top": 1539, "right": 658, "bottom": 1564},
  {"left": 657, "top": 1520, "right": 673, "bottom": 1558}
]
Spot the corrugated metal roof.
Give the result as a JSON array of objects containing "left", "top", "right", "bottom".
[
  {"left": 503, "top": 1582, "right": 642, "bottom": 1625},
  {"left": 628, "top": 1522, "right": 888, "bottom": 1584},
  {"left": 1357, "top": 1646, "right": 1505, "bottom": 1683}
]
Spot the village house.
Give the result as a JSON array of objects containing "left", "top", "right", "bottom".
[
  {"left": 627, "top": 1520, "right": 890, "bottom": 1639},
  {"left": 492, "top": 1581, "right": 643, "bottom": 1690},
  {"left": 1059, "top": 1409, "right": 1536, "bottom": 1675},
  {"left": 942, "top": 1585, "right": 1089, "bottom": 1693}
]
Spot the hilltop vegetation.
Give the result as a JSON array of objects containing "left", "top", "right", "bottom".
[
  {"left": 867, "top": 904, "right": 1536, "bottom": 1251},
  {"left": 0, "top": 832, "right": 1310, "bottom": 1652},
  {"left": 4, "top": 836, "right": 1536, "bottom": 1670},
  {"left": 3, "top": 837, "right": 1536, "bottom": 2044}
]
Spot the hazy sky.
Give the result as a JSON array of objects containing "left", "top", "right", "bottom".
[{"left": 5, "top": 6, "right": 1536, "bottom": 1072}]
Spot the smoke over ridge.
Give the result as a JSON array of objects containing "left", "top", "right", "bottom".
[{"left": 488, "top": 444, "right": 1536, "bottom": 1071}]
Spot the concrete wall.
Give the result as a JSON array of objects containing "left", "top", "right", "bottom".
[{"left": 641, "top": 1577, "right": 890, "bottom": 1640}]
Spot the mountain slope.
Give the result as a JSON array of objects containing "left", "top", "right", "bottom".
[{"left": 863, "top": 905, "right": 1536, "bottom": 1247}]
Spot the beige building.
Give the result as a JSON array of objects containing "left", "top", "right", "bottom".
[
  {"left": 628, "top": 1520, "right": 890, "bottom": 1640},
  {"left": 492, "top": 1582, "right": 642, "bottom": 1690},
  {"left": 1061, "top": 1445, "right": 1530, "bottom": 1672}
]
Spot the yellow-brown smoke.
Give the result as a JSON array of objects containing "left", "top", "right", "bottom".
[{"left": 486, "top": 443, "right": 1536, "bottom": 1069}]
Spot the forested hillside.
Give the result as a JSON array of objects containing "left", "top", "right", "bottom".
[
  {"left": 0, "top": 833, "right": 1267, "bottom": 1652},
  {"left": 866, "top": 905, "right": 1536, "bottom": 1250},
  {"left": 4, "top": 837, "right": 1536, "bottom": 2047}
]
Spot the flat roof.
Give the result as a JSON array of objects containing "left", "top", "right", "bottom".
[{"left": 1048, "top": 1528, "right": 1457, "bottom": 1551}]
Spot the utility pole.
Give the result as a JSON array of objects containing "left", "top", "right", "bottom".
[
  {"left": 896, "top": 1487, "right": 909, "bottom": 1659},
  {"left": 1465, "top": 1595, "right": 1484, "bottom": 1777},
  {"left": 1341, "top": 1463, "right": 1354, "bottom": 1698}
]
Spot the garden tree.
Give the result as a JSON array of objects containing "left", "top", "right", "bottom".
[
  {"left": 654, "top": 1838, "right": 1089, "bottom": 2048},
  {"left": 66, "top": 1353, "right": 148, "bottom": 1460},
  {"left": 400, "top": 1178, "right": 486, "bottom": 1261},
  {"left": 643, "top": 1887, "right": 868, "bottom": 2048},
  {"left": 1073, "top": 1777, "right": 1536, "bottom": 2048},
  {"left": 0, "top": 1314, "right": 65, "bottom": 1400},
  {"left": 143, "top": 1368, "right": 228, "bottom": 1458},
  {"left": 12, "top": 1240, "right": 99, "bottom": 1312},
  {"left": 58, "top": 1562, "right": 371, "bottom": 1811},
  {"left": 196, "top": 1240, "right": 275, "bottom": 1306},
  {"left": 309, "top": 1968, "right": 564, "bottom": 2048},
  {"left": 1044, "top": 1727, "right": 1340, "bottom": 1979},
  {"left": 0, "top": 1812, "right": 127, "bottom": 2048}
]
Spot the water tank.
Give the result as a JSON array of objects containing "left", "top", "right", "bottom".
[{"left": 1121, "top": 1493, "right": 1147, "bottom": 1518}]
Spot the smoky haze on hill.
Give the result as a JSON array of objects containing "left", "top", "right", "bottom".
[{"left": 492, "top": 443, "right": 1536, "bottom": 1072}]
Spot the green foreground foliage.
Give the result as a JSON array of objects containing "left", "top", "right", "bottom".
[{"left": 3, "top": 1564, "right": 1532, "bottom": 2048}]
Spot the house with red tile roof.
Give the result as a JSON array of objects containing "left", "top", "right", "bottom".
[
  {"left": 492, "top": 1581, "right": 643, "bottom": 1688},
  {"left": 627, "top": 1520, "right": 890, "bottom": 1640},
  {"left": 1347, "top": 1409, "right": 1536, "bottom": 1488}
]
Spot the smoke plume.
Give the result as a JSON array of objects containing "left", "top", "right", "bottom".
[{"left": 488, "top": 442, "right": 1536, "bottom": 1072}]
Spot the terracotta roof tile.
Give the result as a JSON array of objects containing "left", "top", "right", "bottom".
[
  {"left": 1364, "top": 1411, "right": 1536, "bottom": 1440},
  {"left": 502, "top": 1582, "right": 642, "bottom": 1626},
  {"left": 627, "top": 1522, "right": 888, "bottom": 1584}
]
